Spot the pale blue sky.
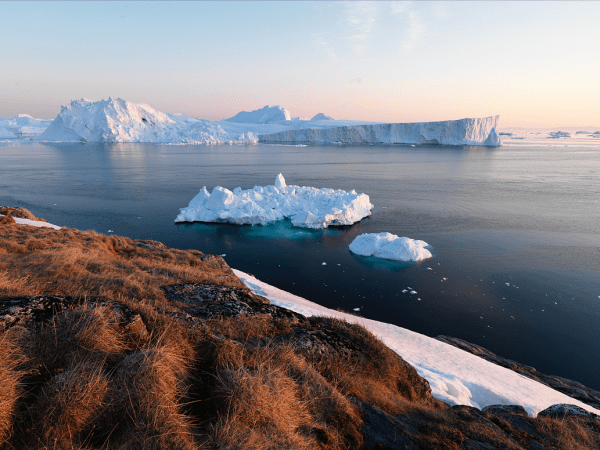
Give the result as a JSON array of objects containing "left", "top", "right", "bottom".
[{"left": 2, "top": 1, "right": 599, "bottom": 127}]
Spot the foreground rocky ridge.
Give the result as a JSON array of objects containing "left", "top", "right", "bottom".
[{"left": 2, "top": 290, "right": 599, "bottom": 449}]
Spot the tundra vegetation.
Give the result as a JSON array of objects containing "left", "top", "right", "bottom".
[{"left": 1, "top": 207, "right": 598, "bottom": 449}]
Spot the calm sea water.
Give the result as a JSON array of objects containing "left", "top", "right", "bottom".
[{"left": 1, "top": 141, "right": 599, "bottom": 389}]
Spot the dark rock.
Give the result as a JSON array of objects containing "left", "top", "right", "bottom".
[
  {"left": 0, "top": 295, "right": 144, "bottom": 333},
  {"left": 482, "top": 404, "right": 541, "bottom": 439},
  {"left": 538, "top": 403, "right": 598, "bottom": 420},
  {"left": 162, "top": 283, "right": 306, "bottom": 324},
  {"left": 437, "top": 335, "right": 600, "bottom": 411},
  {"left": 350, "top": 397, "right": 420, "bottom": 449}
]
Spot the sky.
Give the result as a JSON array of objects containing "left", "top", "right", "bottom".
[{"left": 1, "top": 1, "right": 599, "bottom": 128}]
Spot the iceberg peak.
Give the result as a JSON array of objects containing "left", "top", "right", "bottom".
[{"left": 274, "top": 173, "right": 286, "bottom": 188}]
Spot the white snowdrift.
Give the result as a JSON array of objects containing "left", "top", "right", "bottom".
[
  {"left": 0, "top": 114, "right": 52, "bottom": 139},
  {"left": 349, "top": 232, "right": 432, "bottom": 262},
  {"left": 233, "top": 269, "right": 600, "bottom": 417},
  {"left": 175, "top": 174, "right": 373, "bottom": 229},
  {"left": 224, "top": 105, "right": 291, "bottom": 124},
  {"left": 0, "top": 215, "right": 61, "bottom": 230},
  {"left": 260, "top": 116, "right": 501, "bottom": 146}
]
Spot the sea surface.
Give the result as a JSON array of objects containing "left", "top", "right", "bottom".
[{"left": 1, "top": 141, "right": 599, "bottom": 389}]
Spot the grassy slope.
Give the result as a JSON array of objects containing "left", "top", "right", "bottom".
[{"left": 0, "top": 210, "right": 598, "bottom": 450}]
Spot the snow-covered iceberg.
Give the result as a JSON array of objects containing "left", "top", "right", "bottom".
[
  {"left": 260, "top": 116, "right": 501, "bottom": 146},
  {"left": 175, "top": 174, "right": 373, "bottom": 229},
  {"left": 349, "top": 232, "right": 432, "bottom": 262},
  {"left": 0, "top": 114, "right": 52, "bottom": 139},
  {"left": 38, "top": 98, "right": 259, "bottom": 144},
  {"left": 224, "top": 105, "right": 291, "bottom": 124}
]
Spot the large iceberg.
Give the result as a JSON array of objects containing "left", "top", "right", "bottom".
[
  {"left": 260, "top": 116, "right": 501, "bottom": 146},
  {"left": 175, "top": 174, "right": 373, "bottom": 229},
  {"left": 29, "top": 97, "right": 501, "bottom": 146},
  {"left": 349, "top": 232, "right": 432, "bottom": 262},
  {"left": 38, "top": 98, "right": 258, "bottom": 144}
]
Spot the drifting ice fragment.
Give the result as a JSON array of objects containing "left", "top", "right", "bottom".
[
  {"left": 349, "top": 232, "right": 432, "bottom": 262},
  {"left": 175, "top": 174, "right": 373, "bottom": 229}
]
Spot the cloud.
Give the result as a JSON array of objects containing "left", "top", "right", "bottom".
[
  {"left": 399, "top": 11, "right": 426, "bottom": 53},
  {"left": 348, "top": 77, "right": 362, "bottom": 84},
  {"left": 346, "top": 2, "right": 378, "bottom": 54}
]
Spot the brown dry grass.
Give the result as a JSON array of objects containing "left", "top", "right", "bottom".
[
  {"left": 0, "top": 206, "right": 47, "bottom": 222},
  {"left": 0, "top": 332, "right": 25, "bottom": 444},
  {"left": 0, "top": 224, "right": 243, "bottom": 307},
  {"left": 307, "top": 317, "right": 438, "bottom": 416},
  {"left": 536, "top": 416, "right": 600, "bottom": 450},
  {"left": 207, "top": 340, "right": 362, "bottom": 450}
]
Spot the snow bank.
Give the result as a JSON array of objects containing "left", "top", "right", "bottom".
[
  {"left": 349, "top": 232, "right": 432, "bottom": 262},
  {"left": 233, "top": 269, "right": 600, "bottom": 417},
  {"left": 224, "top": 105, "right": 291, "bottom": 124},
  {"left": 37, "top": 98, "right": 259, "bottom": 144},
  {"left": 0, "top": 215, "right": 61, "bottom": 230},
  {"left": 260, "top": 116, "right": 501, "bottom": 146},
  {"left": 175, "top": 174, "right": 373, "bottom": 229}
]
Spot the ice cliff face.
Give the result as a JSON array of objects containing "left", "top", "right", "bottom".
[
  {"left": 224, "top": 105, "right": 292, "bottom": 124},
  {"left": 260, "top": 116, "right": 501, "bottom": 146}
]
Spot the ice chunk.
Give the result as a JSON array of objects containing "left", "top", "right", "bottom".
[
  {"left": 175, "top": 175, "right": 373, "bottom": 229},
  {"left": 349, "top": 232, "right": 432, "bottom": 262},
  {"left": 274, "top": 173, "right": 286, "bottom": 188}
]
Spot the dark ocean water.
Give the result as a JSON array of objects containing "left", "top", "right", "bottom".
[{"left": 1, "top": 141, "right": 599, "bottom": 389}]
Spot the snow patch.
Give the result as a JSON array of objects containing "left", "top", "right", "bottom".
[
  {"left": 233, "top": 269, "right": 600, "bottom": 418},
  {"left": 175, "top": 174, "right": 373, "bottom": 229},
  {"left": 349, "top": 232, "right": 432, "bottom": 262}
]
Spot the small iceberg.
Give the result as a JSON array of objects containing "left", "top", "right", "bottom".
[
  {"left": 175, "top": 174, "right": 373, "bottom": 229},
  {"left": 349, "top": 232, "right": 432, "bottom": 262}
]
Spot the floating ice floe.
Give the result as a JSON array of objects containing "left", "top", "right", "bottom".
[
  {"left": 349, "top": 232, "right": 432, "bottom": 262},
  {"left": 175, "top": 174, "right": 374, "bottom": 229}
]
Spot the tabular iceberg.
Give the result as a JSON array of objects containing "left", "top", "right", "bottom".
[
  {"left": 349, "top": 232, "right": 432, "bottom": 261},
  {"left": 175, "top": 174, "right": 374, "bottom": 229},
  {"left": 260, "top": 116, "right": 501, "bottom": 146}
]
